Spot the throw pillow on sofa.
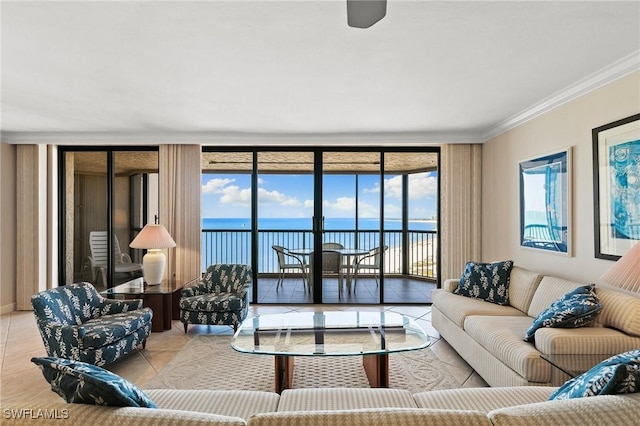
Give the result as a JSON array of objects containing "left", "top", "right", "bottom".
[
  {"left": 549, "top": 349, "right": 640, "bottom": 399},
  {"left": 31, "top": 356, "right": 156, "bottom": 407},
  {"left": 454, "top": 260, "right": 513, "bottom": 305},
  {"left": 524, "top": 284, "right": 601, "bottom": 342}
]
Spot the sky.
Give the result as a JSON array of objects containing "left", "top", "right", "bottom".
[{"left": 202, "top": 171, "right": 438, "bottom": 220}]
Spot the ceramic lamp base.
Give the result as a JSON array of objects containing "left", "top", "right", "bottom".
[{"left": 142, "top": 249, "right": 166, "bottom": 285}]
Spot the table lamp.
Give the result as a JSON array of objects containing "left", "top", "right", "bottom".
[
  {"left": 599, "top": 242, "right": 640, "bottom": 293},
  {"left": 130, "top": 224, "right": 176, "bottom": 285}
]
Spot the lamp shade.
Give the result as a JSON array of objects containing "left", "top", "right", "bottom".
[
  {"left": 600, "top": 243, "right": 640, "bottom": 293},
  {"left": 129, "top": 224, "right": 176, "bottom": 285},
  {"left": 130, "top": 224, "right": 176, "bottom": 249}
]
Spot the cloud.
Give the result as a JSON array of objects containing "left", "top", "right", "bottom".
[
  {"left": 258, "top": 188, "right": 300, "bottom": 206},
  {"left": 220, "top": 185, "right": 251, "bottom": 206},
  {"left": 203, "top": 177, "right": 301, "bottom": 208},
  {"left": 323, "top": 196, "right": 356, "bottom": 212},
  {"left": 407, "top": 172, "right": 438, "bottom": 199},
  {"left": 364, "top": 172, "right": 437, "bottom": 200},
  {"left": 202, "top": 178, "right": 235, "bottom": 194}
]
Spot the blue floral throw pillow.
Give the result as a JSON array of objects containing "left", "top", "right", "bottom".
[
  {"left": 549, "top": 350, "right": 640, "bottom": 400},
  {"left": 524, "top": 284, "right": 601, "bottom": 342},
  {"left": 31, "top": 357, "right": 156, "bottom": 407},
  {"left": 454, "top": 260, "right": 513, "bottom": 305}
]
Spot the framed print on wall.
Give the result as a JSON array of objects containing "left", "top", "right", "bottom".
[
  {"left": 519, "top": 148, "right": 571, "bottom": 255},
  {"left": 593, "top": 113, "right": 640, "bottom": 260}
]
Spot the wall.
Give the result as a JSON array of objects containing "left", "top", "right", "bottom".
[
  {"left": 0, "top": 142, "right": 17, "bottom": 314},
  {"left": 482, "top": 71, "right": 640, "bottom": 283}
]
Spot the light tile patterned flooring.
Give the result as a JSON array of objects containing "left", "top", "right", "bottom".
[{"left": 0, "top": 304, "right": 487, "bottom": 405}]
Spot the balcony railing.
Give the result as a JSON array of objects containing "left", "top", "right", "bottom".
[{"left": 202, "top": 229, "right": 437, "bottom": 280}]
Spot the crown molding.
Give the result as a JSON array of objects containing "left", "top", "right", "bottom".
[
  {"left": 482, "top": 49, "right": 640, "bottom": 142},
  {"left": 0, "top": 130, "right": 483, "bottom": 145}
]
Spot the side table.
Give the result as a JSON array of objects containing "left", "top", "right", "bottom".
[{"left": 102, "top": 277, "right": 198, "bottom": 332}]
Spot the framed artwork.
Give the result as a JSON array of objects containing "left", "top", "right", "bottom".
[
  {"left": 519, "top": 148, "right": 571, "bottom": 255},
  {"left": 593, "top": 113, "right": 640, "bottom": 260}
]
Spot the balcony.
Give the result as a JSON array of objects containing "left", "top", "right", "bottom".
[{"left": 202, "top": 227, "right": 437, "bottom": 304}]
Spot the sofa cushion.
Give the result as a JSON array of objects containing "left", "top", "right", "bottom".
[
  {"left": 454, "top": 260, "right": 513, "bottom": 305},
  {"left": 146, "top": 389, "right": 280, "bottom": 420},
  {"left": 549, "top": 349, "right": 640, "bottom": 400},
  {"left": 527, "top": 276, "right": 588, "bottom": 318},
  {"left": 524, "top": 285, "right": 602, "bottom": 342},
  {"left": 594, "top": 288, "right": 640, "bottom": 337},
  {"left": 489, "top": 393, "right": 640, "bottom": 426},
  {"left": 180, "top": 293, "right": 245, "bottom": 312},
  {"left": 31, "top": 356, "right": 156, "bottom": 407},
  {"left": 507, "top": 267, "right": 544, "bottom": 313},
  {"left": 463, "top": 315, "right": 550, "bottom": 383},
  {"left": 80, "top": 308, "right": 153, "bottom": 349},
  {"left": 248, "top": 408, "right": 493, "bottom": 426},
  {"left": 533, "top": 326, "right": 640, "bottom": 356},
  {"left": 277, "top": 388, "right": 417, "bottom": 411},
  {"left": 413, "top": 386, "right": 555, "bottom": 412},
  {"left": 432, "top": 289, "right": 525, "bottom": 328}
]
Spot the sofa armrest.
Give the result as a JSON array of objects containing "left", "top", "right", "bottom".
[
  {"left": 534, "top": 326, "right": 640, "bottom": 355},
  {"left": 442, "top": 279, "right": 459, "bottom": 293},
  {"left": 100, "top": 298, "right": 143, "bottom": 315},
  {"left": 36, "top": 320, "right": 85, "bottom": 356}
]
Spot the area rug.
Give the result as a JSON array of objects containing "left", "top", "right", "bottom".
[{"left": 146, "top": 335, "right": 460, "bottom": 393}]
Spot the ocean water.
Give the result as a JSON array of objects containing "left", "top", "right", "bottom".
[{"left": 203, "top": 217, "right": 436, "bottom": 231}]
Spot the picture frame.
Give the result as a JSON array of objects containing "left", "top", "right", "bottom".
[
  {"left": 593, "top": 113, "right": 640, "bottom": 260},
  {"left": 519, "top": 148, "right": 571, "bottom": 255}
]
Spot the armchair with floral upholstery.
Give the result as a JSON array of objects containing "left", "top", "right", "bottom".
[
  {"left": 31, "top": 282, "right": 153, "bottom": 366},
  {"left": 179, "top": 264, "right": 252, "bottom": 333}
]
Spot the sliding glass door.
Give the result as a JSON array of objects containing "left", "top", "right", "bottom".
[
  {"left": 320, "top": 152, "right": 381, "bottom": 304},
  {"left": 59, "top": 148, "right": 158, "bottom": 288},
  {"left": 200, "top": 147, "right": 439, "bottom": 305}
]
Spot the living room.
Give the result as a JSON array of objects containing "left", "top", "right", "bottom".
[{"left": 1, "top": 1, "right": 639, "bottom": 424}]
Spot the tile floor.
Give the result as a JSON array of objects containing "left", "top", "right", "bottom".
[
  {"left": 0, "top": 304, "right": 487, "bottom": 405},
  {"left": 257, "top": 276, "right": 436, "bottom": 304}
]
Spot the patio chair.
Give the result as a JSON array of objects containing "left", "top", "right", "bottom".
[
  {"left": 31, "top": 282, "right": 152, "bottom": 366},
  {"left": 322, "top": 242, "right": 344, "bottom": 250},
  {"left": 352, "top": 245, "right": 388, "bottom": 291},
  {"left": 81, "top": 231, "right": 142, "bottom": 287},
  {"left": 309, "top": 250, "right": 345, "bottom": 296},
  {"left": 272, "top": 245, "right": 308, "bottom": 291},
  {"left": 179, "top": 264, "right": 252, "bottom": 333}
]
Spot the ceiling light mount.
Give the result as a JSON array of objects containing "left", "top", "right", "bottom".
[{"left": 347, "top": 0, "right": 387, "bottom": 28}]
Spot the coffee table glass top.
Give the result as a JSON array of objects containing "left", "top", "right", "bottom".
[{"left": 231, "top": 311, "right": 430, "bottom": 357}]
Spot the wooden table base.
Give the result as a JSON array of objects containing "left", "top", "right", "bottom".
[
  {"left": 275, "top": 356, "right": 294, "bottom": 393},
  {"left": 273, "top": 354, "right": 389, "bottom": 393}
]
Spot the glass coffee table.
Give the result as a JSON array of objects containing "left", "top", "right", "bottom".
[{"left": 231, "top": 311, "right": 431, "bottom": 393}]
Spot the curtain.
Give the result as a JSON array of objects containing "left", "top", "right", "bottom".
[
  {"left": 440, "top": 144, "right": 482, "bottom": 282},
  {"left": 159, "top": 145, "right": 202, "bottom": 283},
  {"left": 16, "top": 145, "right": 49, "bottom": 309}
]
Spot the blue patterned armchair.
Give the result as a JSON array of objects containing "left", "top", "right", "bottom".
[
  {"left": 179, "top": 264, "right": 252, "bottom": 333},
  {"left": 31, "top": 282, "right": 153, "bottom": 366}
]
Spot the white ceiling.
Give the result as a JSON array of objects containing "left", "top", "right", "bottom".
[{"left": 1, "top": 1, "right": 639, "bottom": 145}]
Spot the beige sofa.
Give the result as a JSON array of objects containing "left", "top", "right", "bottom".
[
  {"left": 432, "top": 265, "right": 640, "bottom": 387},
  {"left": 3, "top": 387, "right": 640, "bottom": 425}
]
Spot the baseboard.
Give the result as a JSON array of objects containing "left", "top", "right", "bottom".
[{"left": 0, "top": 302, "right": 17, "bottom": 315}]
